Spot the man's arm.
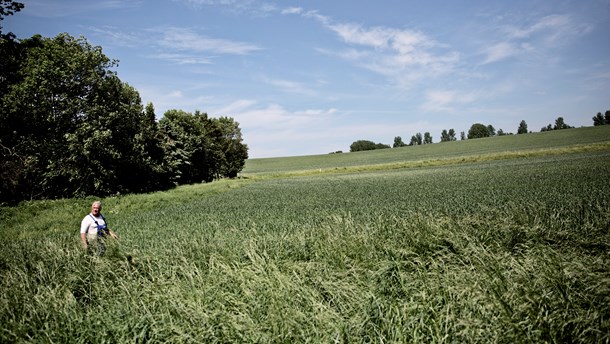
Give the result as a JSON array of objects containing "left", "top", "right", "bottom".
[
  {"left": 80, "top": 233, "right": 88, "bottom": 249},
  {"left": 106, "top": 228, "right": 119, "bottom": 239}
]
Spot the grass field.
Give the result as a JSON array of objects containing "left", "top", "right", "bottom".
[{"left": 1, "top": 126, "right": 610, "bottom": 343}]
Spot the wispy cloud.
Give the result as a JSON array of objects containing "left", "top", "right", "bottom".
[
  {"left": 481, "top": 14, "right": 592, "bottom": 64},
  {"left": 260, "top": 77, "right": 317, "bottom": 96},
  {"left": 153, "top": 53, "right": 213, "bottom": 65},
  {"left": 421, "top": 90, "right": 478, "bottom": 112},
  {"left": 287, "top": 9, "right": 459, "bottom": 88},
  {"left": 23, "top": 0, "right": 142, "bottom": 18},
  {"left": 281, "top": 7, "right": 303, "bottom": 15},
  {"left": 155, "top": 27, "right": 262, "bottom": 55}
]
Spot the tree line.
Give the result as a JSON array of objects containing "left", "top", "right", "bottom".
[
  {"left": 350, "top": 112, "right": 608, "bottom": 152},
  {"left": 0, "top": 3, "right": 248, "bottom": 204}
]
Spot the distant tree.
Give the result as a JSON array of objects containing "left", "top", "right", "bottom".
[
  {"left": 467, "top": 123, "right": 491, "bottom": 139},
  {"left": 409, "top": 135, "right": 418, "bottom": 146},
  {"left": 595, "top": 110, "right": 610, "bottom": 125},
  {"left": 487, "top": 125, "right": 496, "bottom": 137},
  {"left": 376, "top": 143, "right": 391, "bottom": 149},
  {"left": 517, "top": 120, "right": 528, "bottom": 134},
  {"left": 553, "top": 117, "right": 572, "bottom": 130},
  {"left": 541, "top": 124, "right": 553, "bottom": 132},
  {"left": 448, "top": 129, "right": 456, "bottom": 141},
  {"left": 593, "top": 112, "right": 604, "bottom": 126},
  {"left": 415, "top": 133, "right": 423, "bottom": 145},
  {"left": 423, "top": 132, "right": 432, "bottom": 144},
  {"left": 497, "top": 129, "right": 505, "bottom": 136},
  {"left": 393, "top": 136, "right": 406, "bottom": 148},
  {"left": 460, "top": 131, "right": 466, "bottom": 140},
  {"left": 440, "top": 129, "right": 449, "bottom": 142},
  {"left": 350, "top": 140, "right": 389, "bottom": 152}
]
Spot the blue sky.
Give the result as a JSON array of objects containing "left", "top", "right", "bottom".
[{"left": 5, "top": 0, "right": 610, "bottom": 158}]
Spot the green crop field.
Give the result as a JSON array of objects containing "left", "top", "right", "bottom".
[{"left": 1, "top": 126, "right": 610, "bottom": 343}]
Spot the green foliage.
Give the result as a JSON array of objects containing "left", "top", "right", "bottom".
[
  {"left": 393, "top": 136, "right": 406, "bottom": 148},
  {"left": 1, "top": 141, "right": 609, "bottom": 342},
  {"left": 350, "top": 140, "right": 390, "bottom": 152},
  {"left": 440, "top": 129, "right": 457, "bottom": 142},
  {"left": 0, "top": 33, "right": 248, "bottom": 203},
  {"left": 542, "top": 116, "right": 574, "bottom": 132},
  {"left": 518, "top": 120, "right": 528, "bottom": 134},
  {"left": 423, "top": 131, "right": 432, "bottom": 144},
  {"left": 468, "top": 123, "right": 491, "bottom": 139},
  {"left": 0, "top": 0, "right": 23, "bottom": 37},
  {"left": 159, "top": 110, "right": 248, "bottom": 183},
  {"left": 592, "top": 110, "right": 610, "bottom": 126}
]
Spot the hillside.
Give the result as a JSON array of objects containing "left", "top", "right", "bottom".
[{"left": 243, "top": 126, "right": 610, "bottom": 175}]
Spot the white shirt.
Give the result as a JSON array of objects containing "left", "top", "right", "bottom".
[{"left": 80, "top": 214, "right": 106, "bottom": 240}]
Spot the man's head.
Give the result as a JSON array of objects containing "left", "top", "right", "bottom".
[{"left": 91, "top": 201, "right": 102, "bottom": 216}]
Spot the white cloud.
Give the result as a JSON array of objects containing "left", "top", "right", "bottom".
[
  {"left": 260, "top": 77, "right": 317, "bottom": 96},
  {"left": 421, "top": 90, "right": 477, "bottom": 112},
  {"left": 303, "top": 16, "right": 459, "bottom": 88},
  {"left": 482, "top": 14, "right": 593, "bottom": 64},
  {"left": 153, "top": 53, "right": 213, "bottom": 65},
  {"left": 22, "top": 0, "right": 142, "bottom": 17},
  {"left": 481, "top": 42, "right": 519, "bottom": 64},
  {"left": 155, "top": 27, "right": 262, "bottom": 55},
  {"left": 281, "top": 7, "right": 303, "bottom": 15}
]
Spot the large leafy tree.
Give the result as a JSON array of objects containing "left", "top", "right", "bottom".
[
  {"left": 160, "top": 109, "right": 211, "bottom": 184},
  {"left": 214, "top": 116, "right": 248, "bottom": 178},
  {"left": 0, "top": 33, "right": 167, "bottom": 201},
  {"left": 159, "top": 110, "right": 249, "bottom": 183}
]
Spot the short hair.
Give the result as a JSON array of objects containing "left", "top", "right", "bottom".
[{"left": 92, "top": 201, "right": 102, "bottom": 207}]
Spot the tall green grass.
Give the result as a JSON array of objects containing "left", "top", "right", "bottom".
[{"left": 1, "top": 129, "right": 609, "bottom": 342}]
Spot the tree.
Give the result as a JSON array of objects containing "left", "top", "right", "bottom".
[
  {"left": 448, "top": 129, "right": 456, "bottom": 141},
  {"left": 467, "top": 123, "right": 491, "bottom": 139},
  {"left": 593, "top": 112, "right": 604, "bottom": 126},
  {"left": 517, "top": 120, "right": 528, "bottom": 134},
  {"left": 441, "top": 129, "right": 457, "bottom": 142},
  {"left": 553, "top": 117, "right": 572, "bottom": 130},
  {"left": 1, "top": 33, "right": 152, "bottom": 199},
  {"left": 0, "top": 0, "right": 24, "bottom": 37},
  {"left": 423, "top": 132, "right": 432, "bottom": 144},
  {"left": 350, "top": 140, "right": 377, "bottom": 152},
  {"left": 593, "top": 110, "right": 610, "bottom": 126},
  {"left": 487, "top": 125, "right": 496, "bottom": 137},
  {"left": 460, "top": 131, "right": 465, "bottom": 140},
  {"left": 160, "top": 109, "right": 210, "bottom": 184},
  {"left": 214, "top": 116, "right": 249, "bottom": 178},
  {"left": 393, "top": 136, "right": 406, "bottom": 148}
]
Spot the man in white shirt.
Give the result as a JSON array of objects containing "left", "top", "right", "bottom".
[{"left": 80, "top": 201, "right": 118, "bottom": 255}]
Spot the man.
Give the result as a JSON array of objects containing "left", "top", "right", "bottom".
[{"left": 80, "top": 201, "right": 118, "bottom": 256}]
